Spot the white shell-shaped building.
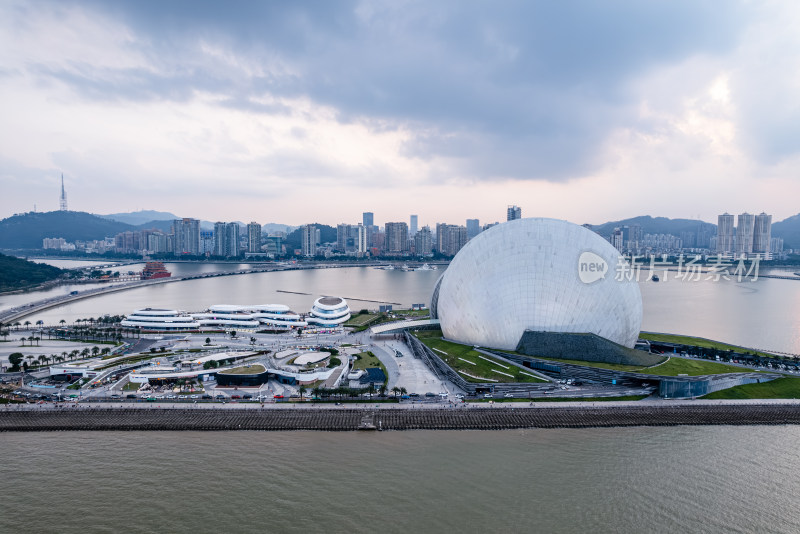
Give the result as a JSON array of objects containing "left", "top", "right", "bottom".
[{"left": 432, "top": 218, "right": 642, "bottom": 350}]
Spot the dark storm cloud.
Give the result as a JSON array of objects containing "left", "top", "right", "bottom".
[{"left": 39, "top": 0, "right": 751, "bottom": 180}]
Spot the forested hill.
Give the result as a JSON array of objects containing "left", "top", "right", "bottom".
[
  {"left": 284, "top": 224, "right": 337, "bottom": 251},
  {"left": 0, "top": 211, "right": 137, "bottom": 249},
  {"left": 586, "top": 216, "right": 716, "bottom": 239},
  {"left": 0, "top": 253, "right": 63, "bottom": 292}
]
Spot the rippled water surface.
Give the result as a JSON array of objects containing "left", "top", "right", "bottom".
[{"left": 3, "top": 427, "right": 800, "bottom": 533}]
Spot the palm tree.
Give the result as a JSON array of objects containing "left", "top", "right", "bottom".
[
  {"left": 299, "top": 385, "right": 307, "bottom": 399},
  {"left": 400, "top": 387, "right": 407, "bottom": 397},
  {"left": 379, "top": 384, "right": 387, "bottom": 397},
  {"left": 91, "top": 346, "right": 100, "bottom": 356},
  {"left": 391, "top": 386, "right": 400, "bottom": 397},
  {"left": 80, "top": 348, "right": 90, "bottom": 359},
  {"left": 23, "top": 320, "right": 31, "bottom": 330},
  {"left": 20, "top": 337, "right": 26, "bottom": 347},
  {"left": 26, "top": 355, "right": 34, "bottom": 367},
  {"left": 33, "top": 337, "right": 40, "bottom": 346},
  {"left": 59, "top": 319, "right": 66, "bottom": 326}
]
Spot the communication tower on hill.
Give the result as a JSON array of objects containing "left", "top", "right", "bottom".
[{"left": 59, "top": 174, "right": 68, "bottom": 211}]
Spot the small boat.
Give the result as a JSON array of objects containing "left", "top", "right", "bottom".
[
  {"left": 652, "top": 275, "right": 660, "bottom": 282},
  {"left": 415, "top": 263, "right": 434, "bottom": 271}
]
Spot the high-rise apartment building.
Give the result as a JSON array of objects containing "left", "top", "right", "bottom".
[
  {"left": 410, "top": 215, "right": 418, "bottom": 236},
  {"left": 735, "top": 212, "right": 755, "bottom": 256},
  {"left": 385, "top": 222, "right": 409, "bottom": 253},
  {"left": 753, "top": 212, "right": 772, "bottom": 254},
  {"left": 213, "top": 222, "right": 226, "bottom": 256},
  {"left": 414, "top": 226, "right": 433, "bottom": 255},
  {"left": 610, "top": 228, "right": 624, "bottom": 252},
  {"left": 199, "top": 230, "right": 213, "bottom": 255},
  {"left": 356, "top": 223, "right": 367, "bottom": 254},
  {"left": 247, "top": 222, "right": 261, "bottom": 254},
  {"left": 301, "top": 224, "right": 316, "bottom": 256},
  {"left": 436, "top": 224, "right": 468, "bottom": 256},
  {"left": 225, "top": 223, "right": 241, "bottom": 257},
  {"left": 507, "top": 205, "right": 521, "bottom": 221},
  {"left": 466, "top": 219, "right": 480, "bottom": 240},
  {"left": 172, "top": 218, "right": 200, "bottom": 256},
  {"left": 717, "top": 213, "right": 735, "bottom": 254},
  {"left": 362, "top": 212, "right": 374, "bottom": 227}
]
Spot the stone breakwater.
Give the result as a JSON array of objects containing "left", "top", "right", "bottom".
[{"left": 3, "top": 404, "right": 800, "bottom": 431}]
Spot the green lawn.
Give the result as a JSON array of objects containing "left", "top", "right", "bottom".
[
  {"left": 413, "top": 331, "right": 545, "bottom": 383},
  {"left": 344, "top": 313, "right": 381, "bottom": 327},
  {"left": 219, "top": 364, "right": 266, "bottom": 375},
  {"left": 393, "top": 309, "right": 431, "bottom": 317},
  {"left": 525, "top": 354, "right": 748, "bottom": 377},
  {"left": 94, "top": 352, "right": 171, "bottom": 370},
  {"left": 640, "top": 332, "right": 778, "bottom": 358},
  {"left": 639, "top": 357, "right": 751, "bottom": 377},
  {"left": 351, "top": 351, "right": 388, "bottom": 385},
  {"left": 702, "top": 377, "right": 800, "bottom": 399}
]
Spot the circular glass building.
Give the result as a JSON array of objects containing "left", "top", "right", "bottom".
[{"left": 431, "top": 218, "right": 642, "bottom": 350}]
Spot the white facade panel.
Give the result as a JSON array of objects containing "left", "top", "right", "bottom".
[{"left": 434, "top": 218, "right": 642, "bottom": 350}]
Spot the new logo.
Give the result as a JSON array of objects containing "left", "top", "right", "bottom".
[{"left": 578, "top": 251, "right": 608, "bottom": 284}]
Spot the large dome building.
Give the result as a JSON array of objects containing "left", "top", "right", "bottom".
[{"left": 431, "top": 218, "right": 642, "bottom": 351}]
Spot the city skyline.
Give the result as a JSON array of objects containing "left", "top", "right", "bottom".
[{"left": 3, "top": 2, "right": 800, "bottom": 225}]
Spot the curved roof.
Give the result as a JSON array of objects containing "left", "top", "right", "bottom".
[
  {"left": 434, "top": 218, "right": 642, "bottom": 350},
  {"left": 293, "top": 352, "right": 331, "bottom": 365},
  {"left": 318, "top": 296, "right": 345, "bottom": 306}
]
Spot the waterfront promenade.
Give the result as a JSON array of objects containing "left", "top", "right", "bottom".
[{"left": 3, "top": 401, "right": 800, "bottom": 431}]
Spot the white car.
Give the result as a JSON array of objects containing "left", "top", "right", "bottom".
[{"left": 503, "top": 393, "right": 513, "bottom": 398}]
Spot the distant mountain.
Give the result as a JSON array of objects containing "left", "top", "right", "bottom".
[
  {"left": 100, "top": 210, "right": 179, "bottom": 225},
  {"left": 0, "top": 211, "right": 134, "bottom": 249},
  {"left": 101, "top": 210, "right": 296, "bottom": 234},
  {"left": 134, "top": 220, "right": 175, "bottom": 232},
  {"left": 586, "top": 216, "right": 716, "bottom": 238},
  {"left": 262, "top": 223, "right": 297, "bottom": 235},
  {"left": 771, "top": 213, "right": 800, "bottom": 249}
]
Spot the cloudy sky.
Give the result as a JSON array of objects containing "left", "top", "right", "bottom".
[{"left": 1, "top": 0, "right": 799, "bottom": 228}]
